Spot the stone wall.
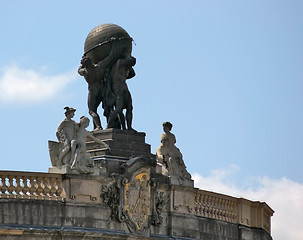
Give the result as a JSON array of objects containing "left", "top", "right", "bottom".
[
  {"left": 0, "top": 199, "right": 272, "bottom": 240},
  {"left": 0, "top": 170, "right": 273, "bottom": 240}
]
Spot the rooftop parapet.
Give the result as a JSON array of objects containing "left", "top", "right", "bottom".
[
  {"left": 0, "top": 170, "right": 273, "bottom": 236},
  {"left": 0, "top": 171, "right": 64, "bottom": 201}
]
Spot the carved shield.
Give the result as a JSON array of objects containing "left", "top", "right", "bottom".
[
  {"left": 125, "top": 172, "right": 151, "bottom": 230},
  {"left": 48, "top": 141, "right": 61, "bottom": 166}
]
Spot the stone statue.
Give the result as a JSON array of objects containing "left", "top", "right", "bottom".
[
  {"left": 55, "top": 107, "right": 77, "bottom": 165},
  {"left": 156, "top": 122, "right": 191, "bottom": 184},
  {"left": 78, "top": 39, "right": 119, "bottom": 130},
  {"left": 49, "top": 108, "right": 110, "bottom": 174},
  {"left": 70, "top": 116, "right": 110, "bottom": 174}
]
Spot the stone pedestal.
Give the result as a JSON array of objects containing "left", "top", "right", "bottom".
[
  {"left": 48, "top": 164, "right": 103, "bottom": 176},
  {"left": 87, "top": 129, "right": 151, "bottom": 159}
]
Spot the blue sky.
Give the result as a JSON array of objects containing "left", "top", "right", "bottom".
[{"left": 0, "top": 1, "right": 302, "bottom": 239}]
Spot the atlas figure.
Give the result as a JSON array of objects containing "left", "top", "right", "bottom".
[{"left": 78, "top": 40, "right": 119, "bottom": 130}]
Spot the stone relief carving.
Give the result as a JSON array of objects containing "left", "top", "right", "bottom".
[
  {"left": 156, "top": 122, "right": 192, "bottom": 185},
  {"left": 125, "top": 172, "right": 151, "bottom": 231},
  {"left": 79, "top": 24, "right": 136, "bottom": 131},
  {"left": 101, "top": 174, "right": 126, "bottom": 222},
  {"left": 150, "top": 190, "right": 169, "bottom": 226},
  {"left": 48, "top": 107, "right": 110, "bottom": 174},
  {"left": 100, "top": 157, "right": 169, "bottom": 235},
  {"left": 101, "top": 184, "right": 122, "bottom": 221}
]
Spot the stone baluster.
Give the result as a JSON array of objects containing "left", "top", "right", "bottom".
[
  {"left": 55, "top": 177, "right": 63, "bottom": 201},
  {"left": 6, "top": 176, "right": 14, "bottom": 198},
  {"left": 207, "top": 195, "right": 211, "bottom": 217},
  {"left": 49, "top": 177, "right": 58, "bottom": 200},
  {"left": 226, "top": 199, "right": 232, "bottom": 221},
  {"left": 15, "top": 175, "right": 23, "bottom": 199},
  {"left": 36, "top": 177, "right": 44, "bottom": 200},
  {"left": 214, "top": 197, "right": 219, "bottom": 218},
  {"left": 43, "top": 177, "right": 52, "bottom": 200},
  {"left": 22, "top": 177, "right": 30, "bottom": 199},
  {"left": 195, "top": 194, "right": 200, "bottom": 214},
  {"left": 209, "top": 196, "right": 214, "bottom": 218},
  {"left": 201, "top": 194, "right": 206, "bottom": 216},
  {"left": 0, "top": 176, "right": 8, "bottom": 198},
  {"left": 197, "top": 194, "right": 202, "bottom": 214},
  {"left": 218, "top": 198, "right": 224, "bottom": 220},
  {"left": 29, "top": 176, "right": 38, "bottom": 199}
]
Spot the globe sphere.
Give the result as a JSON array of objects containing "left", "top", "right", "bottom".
[{"left": 84, "top": 24, "right": 133, "bottom": 64}]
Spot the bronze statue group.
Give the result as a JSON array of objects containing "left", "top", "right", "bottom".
[{"left": 78, "top": 38, "right": 136, "bottom": 131}]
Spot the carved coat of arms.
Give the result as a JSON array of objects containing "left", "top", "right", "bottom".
[
  {"left": 101, "top": 156, "right": 168, "bottom": 235},
  {"left": 125, "top": 172, "right": 151, "bottom": 230}
]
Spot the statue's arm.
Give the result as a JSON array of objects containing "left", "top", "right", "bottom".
[
  {"left": 120, "top": 56, "right": 136, "bottom": 69},
  {"left": 97, "top": 39, "right": 119, "bottom": 69},
  {"left": 78, "top": 64, "right": 87, "bottom": 76},
  {"left": 127, "top": 67, "right": 136, "bottom": 79},
  {"left": 56, "top": 129, "right": 66, "bottom": 142},
  {"left": 56, "top": 121, "right": 67, "bottom": 142},
  {"left": 87, "top": 133, "right": 110, "bottom": 150}
]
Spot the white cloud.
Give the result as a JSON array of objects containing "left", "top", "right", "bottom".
[
  {"left": 193, "top": 166, "right": 303, "bottom": 240},
  {"left": 0, "top": 65, "right": 77, "bottom": 104}
]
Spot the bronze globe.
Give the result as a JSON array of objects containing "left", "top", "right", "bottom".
[{"left": 84, "top": 24, "right": 133, "bottom": 64}]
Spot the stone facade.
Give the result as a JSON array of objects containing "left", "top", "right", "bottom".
[{"left": 0, "top": 130, "right": 274, "bottom": 240}]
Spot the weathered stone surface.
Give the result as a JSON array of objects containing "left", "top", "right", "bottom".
[
  {"left": 156, "top": 122, "right": 193, "bottom": 187},
  {"left": 4, "top": 122, "right": 273, "bottom": 240},
  {"left": 87, "top": 129, "right": 151, "bottom": 158},
  {"left": 0, "top": 167, "right": 273, "bottom": 240},
  {"left": 0, "top": 197, "right": 273, "bottom": 240},
  {"left": 49, "top": 109, "right": 110, "bottom": 175}
]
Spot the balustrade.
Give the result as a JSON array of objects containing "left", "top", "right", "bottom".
[
  {"left": 194, "top": 190, "right": 237, "bottom": 223},
  {"left": 194, "top": 189, "right": 273, "bottom": 234},
  {"left": 0, "top": 170, "right": 273, "bottom": 234},
  {"left": 0, "top": 171, "right": 63, "bottom": 201}
]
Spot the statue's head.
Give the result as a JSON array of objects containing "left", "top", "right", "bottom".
[
  {"left": 163, "top": 122, "right": 172, "bottom": 133},
  {"left": 80, "top": 116, "right": 90, "bottom": 128},
  {"left": 64, "top": 107, "right": 76, "bottom": 118}
]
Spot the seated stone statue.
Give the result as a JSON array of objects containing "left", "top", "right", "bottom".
[
  {"left": 156, "top": 122, "right": 191, "bottom": 183},
  {"left": 70, "top": 116, "right": 110, "bottom": 174},
  {"left": 49, "top": 108, "right": 110, "bottom": 174}
]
